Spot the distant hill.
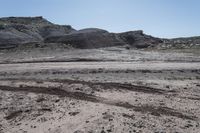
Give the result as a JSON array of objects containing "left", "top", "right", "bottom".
[
  {"left": 0, "top": 16, "right": 199, "bottom": 49},
  {"left": 160, "top": 36, "right": 200, "bottom": 49}
]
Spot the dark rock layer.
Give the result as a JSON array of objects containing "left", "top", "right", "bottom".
[{"left": 45, "top": 28, "right": 126, "bottom": 49}]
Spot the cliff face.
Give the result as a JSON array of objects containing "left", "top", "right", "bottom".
[
  {"left": 0, "top": 16, "right": 75, "bottom": 49},
  {"left": 0, "top": 16, "right": 199, "bottom": 49}
]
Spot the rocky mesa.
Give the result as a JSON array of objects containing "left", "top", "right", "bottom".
[
  {"left": 0, "top": 16, "right": 200, "bottom": 50},
  {"left": 0, "top": 16, "right": 161, "bottom": 49}
]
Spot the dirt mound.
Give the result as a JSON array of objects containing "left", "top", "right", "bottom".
[{"left": 45, "top": 28, "right": 126, "bottom": 48}]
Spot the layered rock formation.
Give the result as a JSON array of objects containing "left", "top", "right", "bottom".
[
  {"left": 118, "top": 30, "right": 162, "bottom": 48},
  {"left": 0, "top": 16, "right": 162, "bottom": 49},
  {"left": 0, "top": 16, "right": 75, "bottom": 49},
  {"left": 44, "top": 28, "right": 126, "bottom": 49},
  {"left": 0, "top": 16, "right": 199, "bottom": 49}
]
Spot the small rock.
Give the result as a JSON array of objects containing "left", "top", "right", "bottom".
[
  {"left": 74, "top": 130, "right": 84, "bottom": 133},
  {"left": 36, "top": 97, "right": 45, "bottom": 102},
  {"left": 107, "top": 129, "right": 112, "bottom": 132},
  {"left": 166, "top": 85, "right": 170, "bottom": 88},
  {"left": 69, "top": 112, "right": 80, "bottom": 116},
  {"left": 185, "top": 124, "right": 193, "bottom": 128},
  {"left": 101, "top": 130, "right": 106, "bottom": 133},
  {"left": 55, "top": 99, "right": 60, "bottom": 103}
]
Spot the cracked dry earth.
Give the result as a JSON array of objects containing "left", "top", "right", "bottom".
[{"left": 0, "top": 49, "right": 200, "bottom": 133}]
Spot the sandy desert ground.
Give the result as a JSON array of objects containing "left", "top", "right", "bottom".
[{"left": 0, "top": 47, "right": 200, "bottom": 133}]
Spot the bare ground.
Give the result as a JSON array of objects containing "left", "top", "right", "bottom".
[{"left": 0, "top": 47, "right": 200, "bottom": 133}]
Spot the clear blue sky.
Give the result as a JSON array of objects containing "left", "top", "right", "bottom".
[{"left": 0, "top": 0, "right": 200, "bottom": 38}]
